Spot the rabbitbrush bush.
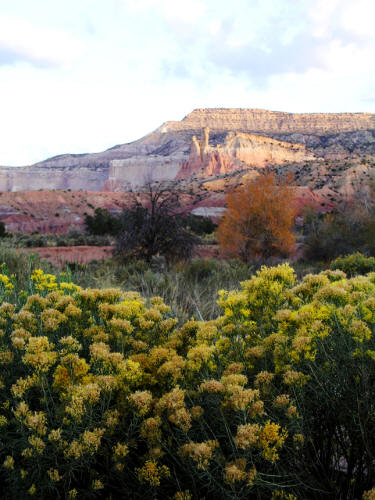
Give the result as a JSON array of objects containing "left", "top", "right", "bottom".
[{"left": 0, "top": 265, "right": 375, "bottom": 499}]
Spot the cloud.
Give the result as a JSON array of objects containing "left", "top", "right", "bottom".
[
  {"left": 206, "top": 30, "right": 325, "bottom": 84},
  {"left": 0, "top": 15, "right": 84, "bottom": 68},
  {"left": 124, "top": 0, "right": 207, "bottom": 23},
  {"left": 142, "top": 1, "right": 323, "bottom": 84},
  {"left": 0, "top": 0, "right": 374, "bottom": 166},
  {"left": 151, "top": 0, "right": 375, "bottom": 88}
]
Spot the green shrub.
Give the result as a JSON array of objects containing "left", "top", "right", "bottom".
[
  {"left": 181, "top": 214, "right": 217, "bottom": 235},
  {"left": 182, "top": 258, "right": 223, "bottom": 281},
  {"left": 7, "top": 231, "right": 113, "bottom": 248},
  {"left": 0, "top": 247, "right": 53, "bottom": 290},
  {"left": 303, "top": 209, "right": 375, "bottom": 261},
  {"left": 331, "top": 252, "right": 375, "bottom": 276},
  {"left": 84, "top": 207, "right": 121, "bottom": 236}
]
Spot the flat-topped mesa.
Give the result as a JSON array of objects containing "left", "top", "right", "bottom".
[
  {"left": 1, "top": 108, "right": 375, "bottom": 194},
  {"left": 160, "top": 108, "right": 375, "bottom": 135}
]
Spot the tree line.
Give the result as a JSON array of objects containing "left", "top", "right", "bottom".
[{"left": 85, "top": 173, "right": 375, "bottom": 264}]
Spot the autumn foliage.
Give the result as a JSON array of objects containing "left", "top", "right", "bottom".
[{"left": 217, "top": 171, "right": 297, "bottom": 261}]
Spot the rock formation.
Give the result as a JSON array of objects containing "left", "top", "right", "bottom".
[
  {"left": 0, "top": 108, "right": 374, "bottom": 232},
  {"left": 177, "top": 128, "right": 315, "bottom": 179},
  {"left": 161, "top": 108, "right": 375, "bottom": 135},
  {"left": 0, "top": 108, "right": 374, "bottom": 192}
]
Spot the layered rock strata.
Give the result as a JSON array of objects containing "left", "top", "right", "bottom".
[
  {"left": 0, "top": 108, "right": 375, "bottom": 192},
  {"left": 177, "top": 128, "right": 315, "bottom": 179},
  {"left": 160, "top": 108, "right": 375, "bottom": 135}
]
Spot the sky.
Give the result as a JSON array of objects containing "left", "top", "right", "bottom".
[{"left": 1, "top": 0, "right": 375, "bottom": 166}]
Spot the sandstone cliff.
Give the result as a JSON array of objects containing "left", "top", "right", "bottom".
[
  {"left": 0, "top": 108, "right": 375, "bottom": 233},
  {"left": 1, "top": 108, "right": 375, "bottom": 192},
  {"left": 177, "top": 128, "right": 315, "bottom": 179},
  {"left": 161, "top": 108, "right": 375, "bottom": 135}
]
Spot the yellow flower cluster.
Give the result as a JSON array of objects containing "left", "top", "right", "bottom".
[
  {"left": 137, "top": 460, "right": 170, "bottom": 486},
  {"left": 156, "top": 387, "right": 191, "bottom": 432},
  {"left": 363, "top": 488, "right": 375, "bottom": 500},
  {"left": 30, "top": 269, "right": 81, "bottom": 295},
  {"left": 233, "top": 420, "right": 287, "bottom": 462},
  {"left": 1, "top": 263, "right": 375, "bottom": 498},
  {"left": 179, "top": 440, "right": 219, "bottom": 470},
  {"left": 23, "top": 336, "right": 57, "bottom": 373},
  {"left": 0, "top": 273, "right": 14, "bottom": 291},
  {"left": 31, "top": 269, "right": 59, "bottom": 292},
  {"left": 128, "top": 390, "right": 153, "bottom": 415},
  {"left": 224, "top": 458, "right": 257, "bottom": 486},
  {"left": 65, "top": 428, "right": 105, "bottom": 459}
]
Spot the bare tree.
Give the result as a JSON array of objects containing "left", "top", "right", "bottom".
[{"left": 115, "top": 181, "right": 200, "bottom": 262}]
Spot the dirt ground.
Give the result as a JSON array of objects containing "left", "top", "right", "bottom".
[
  {"left": 21, "top": 246, "right": 114, "bottom": 267},
  {"left": 21, "top": 242, "right": 304, "bottom": 268},
  {"left": 21, "top": 245, "right": 222, "bottom": 267}
]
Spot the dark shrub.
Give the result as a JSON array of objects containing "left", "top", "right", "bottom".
[
  {"left": 303, "top": 209, "right": 375, "bottom": 261},
  {"left": 115, "top": 183, "right": 200, "bottom": 263},
  {"left": 181, "top": 214, "right": 217, "bottom": 235},
  {"left": 85, "top": 207, "right": 121, "bottom": 235}
]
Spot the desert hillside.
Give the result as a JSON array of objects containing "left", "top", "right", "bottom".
[
  {"left": 0, "top": 108, "right": 374, "bottom": 192},
  {"left": 0, "top": 108, "right": 374, "bottom": 232}
]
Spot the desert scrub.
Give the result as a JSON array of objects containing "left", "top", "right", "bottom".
[
  {"left": 8, "top": 230, "right": 113, "bottom": 248},
  {"left": 331, "top": 252, "right": 375, "bottom": 277},
  {"left": 0, "top": 266, "right": 375, "bottom": 498},
  {"left": 68, "top": 257, "right": 254, "bottom": 322}
]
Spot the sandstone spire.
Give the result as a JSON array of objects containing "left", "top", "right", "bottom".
[
  {"left": 191, "top": 136, "right": 201, "bottom": 158},
  {"left": 200, "top": 127, "right": 210, "bottom": 154}
]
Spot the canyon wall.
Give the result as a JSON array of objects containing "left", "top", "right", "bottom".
[
  {"left": 0, "top": 108, "right": 374, "bottom": 192},
  {"left": 0, "top": 165, "right": 108, "bottom": 191},
  {"left": 177, "top": 128, "right": 315, "bottom": 179}
]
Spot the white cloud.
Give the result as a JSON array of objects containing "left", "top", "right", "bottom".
[
  {"left": 0, "top": 0, "right": 375, "bottom": 166},
  {"left": 339, "top": 0, "right": 375, "bottom": 38},
  {"left": 125, "top": 0, "right": 207, "bottom": 22},
  {"left": 0, "top": 15, "right": 84, "bottom": 68}
]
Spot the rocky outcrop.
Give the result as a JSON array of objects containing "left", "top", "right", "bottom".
[
  {"left": 161, "top": 108, "right": 375, "bottom": 135},
  {"left": 177, "top": 128, "right": 315, "bottom": 179},
  {"left": 104, "top": 156, "right": 182, "bottom": 191},
  {"left": 0, "top": 164, "right": 108, "bottom": 191},
  {"left": 1, "top": 108, "right": 375, "bottom": 192}
]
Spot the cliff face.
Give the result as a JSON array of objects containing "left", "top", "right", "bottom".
[
  {"left": 161, "top": 108, "right": 375, "bottom": 135},
  {"left": 177, "top": 128, "right": 315, "bottom": 179},
  {"left": 0, "top": 164, "right": 108, "bottom": 191},
  {"left": 1, "top": 108, "right": 375, "bottom": 193}
]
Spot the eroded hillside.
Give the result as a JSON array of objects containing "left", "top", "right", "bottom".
[{"left": 1, "top": 108, "right": 375, "bottom": 232}]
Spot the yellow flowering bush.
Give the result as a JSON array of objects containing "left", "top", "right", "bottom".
[{"left": 0, "top": 263, "right": 375, "bottom": 498}]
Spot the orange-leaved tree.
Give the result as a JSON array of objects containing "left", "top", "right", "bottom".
[{"left": 217, "top": 171, "right": 297, "bottom": 261}]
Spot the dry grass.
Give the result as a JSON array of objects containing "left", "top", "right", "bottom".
[{"left": 21, "top": 245, "right": 114, "bottom": 267}]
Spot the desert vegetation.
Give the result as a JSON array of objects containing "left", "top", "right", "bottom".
[
  {"left": 5, "top": 230, "right": 113, "bottom": 249},
  {"left": 0, "top": 262, "right": 375, "bottom": 499},
  {"left": 2, "top": 176, "right": 375, "bottom": 499},
  {"left": 302, "top": 205, "right": 375, "bottom": 261},
  {"left": 217, "top": 171, "right": 297, "bottom": 261}
]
